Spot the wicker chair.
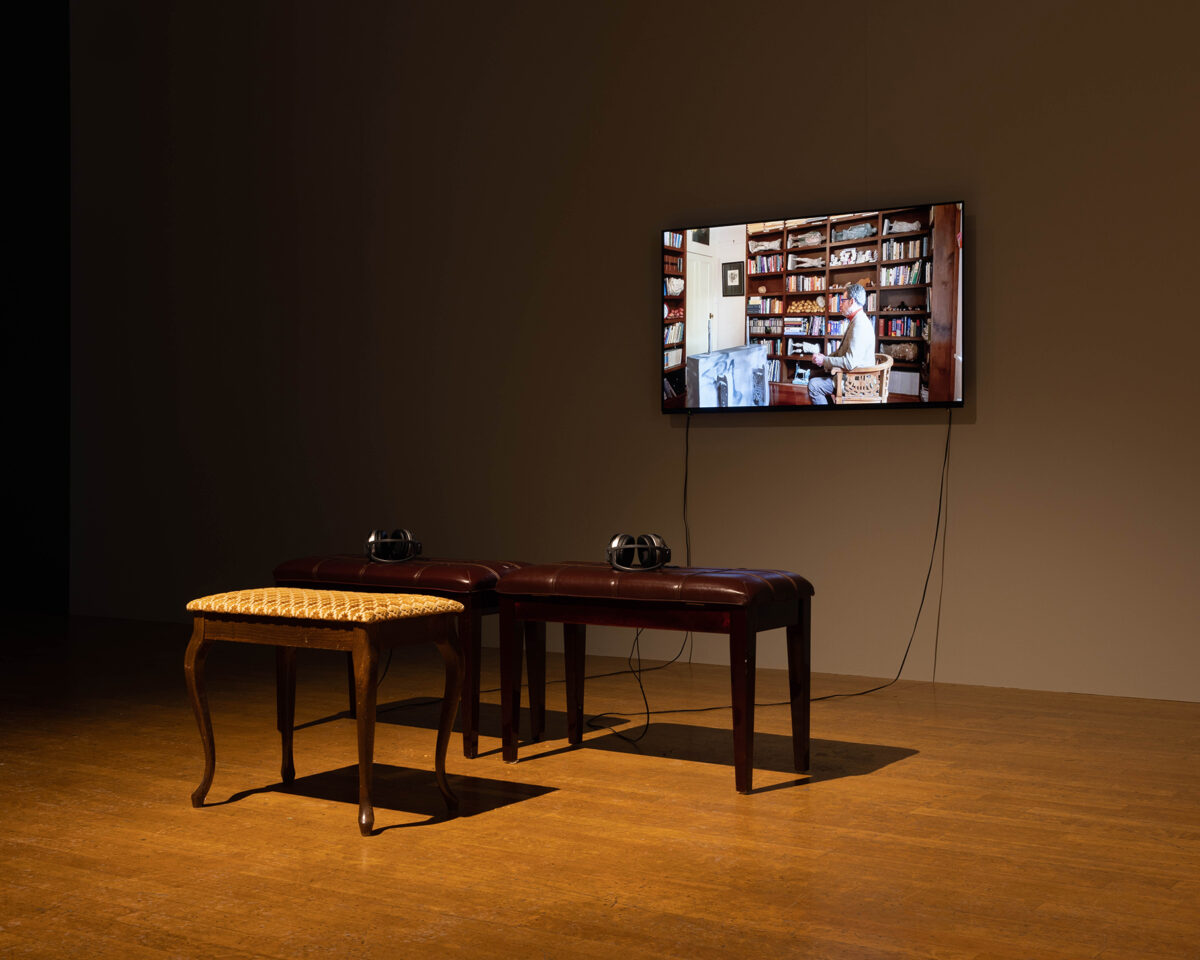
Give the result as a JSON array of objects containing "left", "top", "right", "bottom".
[{"left": 832, "top": 353, "right": 893, "bottom": 404}]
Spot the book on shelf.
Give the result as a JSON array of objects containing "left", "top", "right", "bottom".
[
  {"left": 664, "top": 347, "right": 683, "bottom": 369},
  {"left": 748, "top": 317, "right": 784, "bottom": 335},
  {"left": 663, "top": 231, "right": 684, "bottom": 248},
  {"left": 664, "top": 321, "right": 685, "bottom": 345},
  {"left": 786, "top": 274, "right": 826, "bottom": 292},
  {"left": 748, "top": 254, "right": 784, "bottom": 275},
  {"left": 881, "top": 260, "right": 928, "bottom": 286},
  {"left": 878, "top": 317, "right": 923, "bottom": 337},
  {"left": 747, "top": 296, "right": 783, "bottom": 314},
  {"left": 882, "top": 236, "right": 929, "bottom": 260}
]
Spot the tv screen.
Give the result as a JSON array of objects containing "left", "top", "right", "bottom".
[{"left": 662, "top": 202, "right": 963, "bottom": 412}]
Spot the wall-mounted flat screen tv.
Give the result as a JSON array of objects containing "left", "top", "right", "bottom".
[{"left": 662, "top": 201, "right": 963, "bottom": 412}]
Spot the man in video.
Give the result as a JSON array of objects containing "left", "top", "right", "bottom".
[{"left": 807, "top": 282, "right": 876, "bottom": 405}]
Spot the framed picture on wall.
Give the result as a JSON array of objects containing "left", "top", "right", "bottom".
[{"left": 721, "top": 262, "right": 744, "bottom": 297}]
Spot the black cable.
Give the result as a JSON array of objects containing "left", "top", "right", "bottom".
[
  {"left": 810, "top": 408, "right": 952, "bottom": 702},
  {"left": 586, "top": 629, "right": 652, "bottom": 744},
  {"left": 933, "top": 410, "right": 952, "bottom": 682},
  {"left": 683, "top": 411, "right": 694, "bottom": 663},
  {"left": 377, "top": 648, "right": 395, "bottom": 686}
]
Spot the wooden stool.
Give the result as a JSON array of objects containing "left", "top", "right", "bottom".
[{"left": 184, "top": 587, "right": 464, "bottom": 835}]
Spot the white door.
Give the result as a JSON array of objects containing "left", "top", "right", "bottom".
[{"left": 685, "top": 252, "right": 716, "bottom": 358}]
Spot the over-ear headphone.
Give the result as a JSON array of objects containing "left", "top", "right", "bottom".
[
  {"left": 606, "top": 533, "right": 672, "bottom": 572},
  {"left": 365, "top": 528, "right": 423, "bottom": 563}
]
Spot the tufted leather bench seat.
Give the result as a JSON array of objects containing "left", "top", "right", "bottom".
[
  {"left": 273, "top": 555, "right": 542, "bottom": 758},
  {"left": 184, "top": 587, "right": 464, "bottom": 835},
  {"left": 495, "top": 562, "right": 814, "bottom": 793}
]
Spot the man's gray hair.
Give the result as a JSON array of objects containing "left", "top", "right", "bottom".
[{"left": 845, "top": 282, "right": 867, "bottom": 306}]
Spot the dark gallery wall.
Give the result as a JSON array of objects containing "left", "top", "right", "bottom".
[{"left": 68, "top": 1, "right": 1199, "bottom": 700}]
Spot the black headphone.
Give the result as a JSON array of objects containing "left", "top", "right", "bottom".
[
  {"left": 365, "top": 528, "right": 423, "bottom": 563},
  {"left": 606, "top": 533, "right": 672, "bottom": 572}
]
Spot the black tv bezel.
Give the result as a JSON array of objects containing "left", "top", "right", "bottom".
[{"left": 661, "top": 199, "right": 965, "bottom": 415}]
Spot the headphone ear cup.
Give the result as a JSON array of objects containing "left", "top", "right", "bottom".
[
  {"left": 391, "top": 529, "right": 422, "bottom": 561},
  {"left": 640, "top": 533, "right": 670, "bottom": 570},
  {"left": 608, "top": 533, "right": 636, "bottom": 571},
  {"left": 635, "top": 534, "right": 654, "bottom": 568},
  {"left": 390, "top": 528, "right": 409, "bottom": 560},
  {"left": 367, "top": 529, "right": 389, "bottom": 561}
]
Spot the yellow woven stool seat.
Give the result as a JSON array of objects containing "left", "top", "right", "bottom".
[{"left": 186, "top": 587, "right": 464, "bottom": 623}]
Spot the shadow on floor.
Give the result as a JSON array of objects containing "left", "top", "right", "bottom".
[
  {"left": 206, "top": 762, "right": 555, "bottom": 828},
  {"left": 527, "top": 727, "right": 917, "bottom": 787},
  {"left": 309, "top": 698, "right": 917, "bottom": 788}
]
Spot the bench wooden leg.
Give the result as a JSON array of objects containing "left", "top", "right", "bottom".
[
  {"left": 499, "top": 605, "right": 522, "bottom": 762},
  {"left": 729, "top": 613, "right": 757, "bottom": 794},
  {"left": 352, "top": 634, "right": 379, "bottom": 836},
  {"left": 275, "top": 646, "right": 297, "bottom": 784},
  {"left": 184, "top": 620, "right": 216, "bottom": 807},
  {"left": 459, "top": 608, "right": 482, "bottom": 759},
  {"left": 787, "top": 597, "right": 812, "bottom": 773},
  {"left": 434, "top": 624, "right": 462, "bottom": 812},
  {"left": 525, "top": 621, "right": 547, "bottom": 742},
  {"left": 563, "top": 623, "right": 586, "bottom": 745}
]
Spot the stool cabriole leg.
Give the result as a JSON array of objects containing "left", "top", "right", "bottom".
[
  {"left": 434, "top": 618, "right": 462, "bottom": 812},
  {"left": 787, "top": 596, "right": 812, "bottom": 773},
  {"left": 353, "top": 630, "right": 379, "bottom": 836},
  {"left": 563, "top": 622, "right": 586, "bottom": 745},
  {"left": 729, "top": 613, "right": 757, "bottom": 794},
  {"left": 184, "top": 618, "right": 216, "bottom": 807},
  {"left": 525, "top": 621, "right": 547, "bottom": 742},
  {"left": 275, "top": 645, "right": 297, "bottom": 784}
]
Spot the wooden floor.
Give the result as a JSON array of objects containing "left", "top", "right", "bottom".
[{"left": 1, "top": 616, "right": 1197, "bottom": 959}]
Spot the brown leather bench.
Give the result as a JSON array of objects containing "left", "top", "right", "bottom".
[
  {"left": 495, "top": 562, "right": 814, "bottom": 793},
  {"left": 274, "top": 555, "right": 544, "bottom": 759}
]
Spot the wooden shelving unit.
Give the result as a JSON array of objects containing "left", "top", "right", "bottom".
[
  {"left": 745, "top": 203, "right": 960, "bottom": 400},
  {"left": 663, "top": 230, "right": 687, "bottom": 406}
]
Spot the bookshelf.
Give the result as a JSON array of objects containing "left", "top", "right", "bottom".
[
  {"left": 663, "top": 230, "right": 687, "bottom": 405},
  {"left": 746, "top": 203, "right": 960, "bottom": 400}
]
